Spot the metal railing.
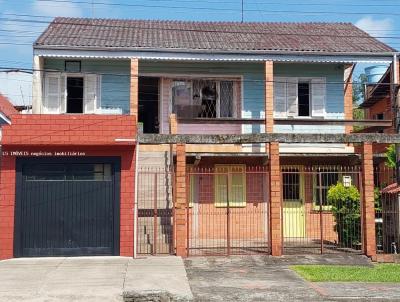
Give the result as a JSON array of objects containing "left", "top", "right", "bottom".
[
  {"left": 187, "top": 166, "right": 269, "bottom": 256},
  {"left": 281, "top": 166, "right": 363, "bottom": 255}
]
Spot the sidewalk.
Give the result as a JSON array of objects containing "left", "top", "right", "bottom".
[
  {"left": 185, "top": 255, "right": 400, "bottom": 302},
  {"left": 0, "top": 256, "right": 193, "bottom": 302}
]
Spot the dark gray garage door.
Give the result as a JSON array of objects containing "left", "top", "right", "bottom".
[{"left": 14, "top": 157, "right": 120, "bottom": 257}]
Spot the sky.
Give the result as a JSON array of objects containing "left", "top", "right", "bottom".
[{"left": 0, "top": 0, "right": 399, "bottom": 105}]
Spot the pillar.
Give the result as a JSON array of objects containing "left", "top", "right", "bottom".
[
  {"left": 32, "top": 55, "right": 44, "bottom": 114},
  {"left": 265, "top": 61, "right": 274, "bottom": 133},
  {"left": 362, "top": 142, "right": 376, "bottom": 258},
  {"left": 269, "top": 142, "right": 282, "bottom": 256},
  {"left": 130, "top": 58, "right": 139, "bottom": 120},
  {"left": 0, "top": 155, "right": 16, "bottom": 260},
  {"left": 175, "top": 143, "right": 187, "bottom": 257},
  {"left": 344, "top": 64, "right": 354, "bottom": 134}
]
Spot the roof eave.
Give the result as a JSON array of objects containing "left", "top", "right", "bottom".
[{"left": 33, "top": 45, "right": 399, "bottom": 58}]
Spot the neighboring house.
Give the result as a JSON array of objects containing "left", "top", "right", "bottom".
[
  {"left": 0, "top": 94, "right": 18, "bottom": 125},
  {"left": 0, "top": 94, "right": 19, "bottom": 141},
  {"left": 359, "top": 65, "right": 397, "bottom": 159},
  {"left": 0, "top": 18, "right": 397, "bottom": 260}
]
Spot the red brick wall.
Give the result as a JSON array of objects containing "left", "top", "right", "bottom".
[
  {"left": 2, "top": 114, "right": 136, "bottom": 146},
  {"left": 0, "top": 155, "right": 16, "bottom": 259},
  {"left": 0, "top": 114, "right": 137, "bottom": 259}
]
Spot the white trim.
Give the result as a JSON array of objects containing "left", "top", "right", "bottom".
[
  {"left": 34, "top": 49, "right": 394, "bottom": 63},
  {"left": 0, "top": 112, "right": 11, "bottom": 125}
]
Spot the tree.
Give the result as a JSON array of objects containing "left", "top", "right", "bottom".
[{"left": 385, "top": 144, "right": 396, "bottom": 168}]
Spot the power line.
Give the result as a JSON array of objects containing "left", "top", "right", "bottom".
[{"left": 0, "top": 66, "right": 396, "bottom": 86}]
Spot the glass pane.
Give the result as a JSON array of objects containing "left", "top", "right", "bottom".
[
  {"left": 231, "top": 172, "right": 245, "bottom": 204},
  {"left": 197, "top": 80, "right": 217, "bottom": 118},
  {"left": 172, "top": 81, "right": 193, "bottom": 118},
  {"left": 70, "top": 164, "right": 112, "bottom": 181},
  {"left": 24, "top": 164, "right": 66, "bottom": 181},
  {"left": 215, "top": 174, "right": 228, "bottom": 204},
  {"left": 283, "top": 172, "right": 300, "bottom": 200},
  {"left": 220, "top": 81, "right": 234, "bottom": 117}
]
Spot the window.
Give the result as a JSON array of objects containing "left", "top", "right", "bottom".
[
  {"left": 274, "top": 77, "right": 326, "bottom": 118},
  {"left": 214, "top": 165, "right": 246, "bottom": 207},
  {"left": 375, "top": 113, "right": 384, "bottom": 120},
  {"left": 282, "top": 168, "right": 303, "bottom": 201},
  {"left": 298, "top": 82, "right": 310, "bottom": 117},
  {"left": 172, "top": 79, "right": 236, "bottom": 119},
  {"left": 65, "top": 61, "right": 81, "bottom": 73},
  {"left": 67, "top": 77, "right": 84, "bottom": 113},
  {"left": 43, "top": 73, "right": 100, "bottom": 114},
  {"left": 313, "top": 170, "right": 339, "bottom": 207},
  {"left": 25, "top": 163, "right": 112, "bottom": 181}
]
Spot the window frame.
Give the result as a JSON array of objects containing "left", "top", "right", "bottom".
[
  {"left": 171, "top": 78, "right": 238, "bottom": 119},
  {"left": 282, "top": 165, "right": 304, "bottom": 203},
  {"left": 214, "top": 164, "right": 246, "bottom": 208},
  {"left": 312, "top": 167, "right": 341, "bottom": 211},
  {"left": 274, "top": 76, "right": 327, "bottom": 119},
  {"left": 43, "top": 72, "right": 101, "bottom": 114}
]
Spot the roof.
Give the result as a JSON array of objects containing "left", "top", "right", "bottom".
[
  {"left": 34, "top": 18, "right": 396, "bottom": 55},
  {"left": 381, "top": 182, "right": 400, "bottom": 194},
  {"left": 0, "top": 94, "right": 18, "bottom": 123}
]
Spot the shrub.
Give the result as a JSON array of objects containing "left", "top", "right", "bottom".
[{"left": 327, "top": 182, "right": 361, "bottom": 247}]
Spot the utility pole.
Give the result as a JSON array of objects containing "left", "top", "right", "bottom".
[{"left": 241, "top": 0, "right": 244, "bottom": 23}]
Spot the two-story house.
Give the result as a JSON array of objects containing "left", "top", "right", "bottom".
[{"left": 0, "top": 18, "right": 397, "bottom": 259}]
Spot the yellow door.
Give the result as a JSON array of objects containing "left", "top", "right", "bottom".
[
  {"left": 283, "top": 200, "right": 305, "bottom": 238},
  {"left": 282, "top": 168, "right": 306, "bottom": 238}
]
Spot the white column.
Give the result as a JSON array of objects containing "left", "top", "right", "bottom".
[{"left": 32, "top": 55, "right": 44, "bottom": 114}]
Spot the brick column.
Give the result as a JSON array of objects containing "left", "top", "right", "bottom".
[
  {"left": 169, "top": 113, "right": 178, "bottom": 134},
  {"left": 175, "top": 143, "right": 187, "bottom": 257},
  {"left": 362, "top": 142, "right": 376, "bottom": 258},
  {"left": 265, "top": 61, "right": 274, "bottom": 133},
  {"left": 0, "top": 155, "right": 16, "bottom": 260},
  {"left": 344, "top": 64, "right": 354, "bottom": 134},
  {"left": 269, "top": 142, "right": 282, "bottom": 256},
  {"left": 130, "top": 58, "right": 139, "bottom": 120}
]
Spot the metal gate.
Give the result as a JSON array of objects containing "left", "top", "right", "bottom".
[
  {"left": 137, "top": 168, "right": 174, "bottom": 254},
  {"left": 187, "top": 167, "right": 270, "bottom": 256},
  {"left": 282, "top": 166, "right": 363, "bottom": 255}
]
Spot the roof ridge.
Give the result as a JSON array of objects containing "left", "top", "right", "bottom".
[{"left": 52, "top": 17, "right": 354, "bottom": 26}]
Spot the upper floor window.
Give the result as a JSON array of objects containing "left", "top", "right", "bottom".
[
  {"left": 43, "top": 73, "right": 100, "bottom": 114},
  {"left": 274, "top": 77, "right": 326, "bottom": 118},
  {"left": 172, "top": 79, "right": 238, "bottom": 119}
]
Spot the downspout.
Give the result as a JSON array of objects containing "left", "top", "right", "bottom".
[{"left": 133, "top": 138, "right": 139, "bottom": 258}]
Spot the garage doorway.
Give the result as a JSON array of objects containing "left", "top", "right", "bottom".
[{"left": 14, "top": 157, "right": 120, "bottom": 257}]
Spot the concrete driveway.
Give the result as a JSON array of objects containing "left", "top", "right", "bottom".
[{"left": 0, "top": 256, "right": 193, "bottom": 302}]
